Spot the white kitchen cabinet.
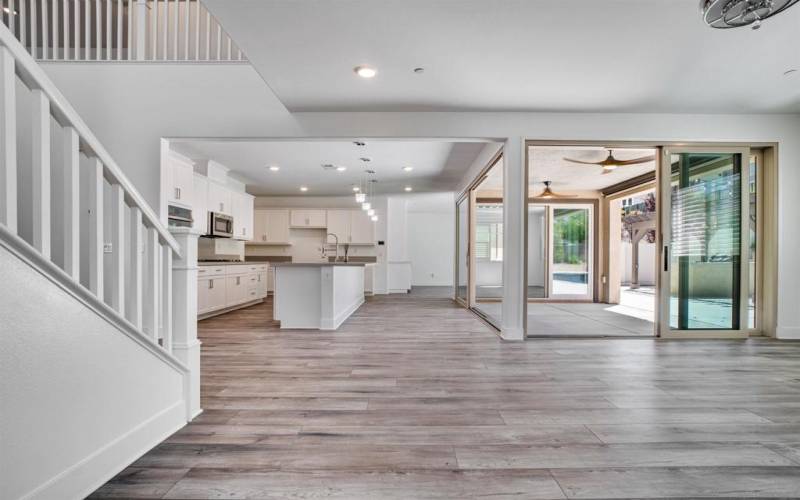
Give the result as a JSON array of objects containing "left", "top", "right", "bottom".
[
  {"left": 256, "top": 270, "right": 268, "bottom": 297},
  {"left": 198, "top": 275, "right": 226, "bottom": 314},
  {"left": 167, "top": 155, "right": 194, "bottom": 207},
  {"left": 290, "top": 209, "right": 326, "bottom": 228},
  {"left": 208, "top": 181, "right": 232, "bottom": 215},
  {"left": 226, "top": 274, "right": 248, "bottom": 307},
  {"left": 232, "top": 192, "right": 254, "bottom": 241},
  {"left": 253, "top": 209, "right": 290, "bottom": 244},
  {"left": 198, "top": 264, "right": 267, "bottom": 318},
  {"left": 192, "top": 174, "right": 208, "bottom": 234},
  {"left": 350, "top": 210, "right": 375, "bottom": 244},
  {"left": 325, "top": 209, "right": 374, "bottom": 244},
  {"left": 326, "top": 210, "right": 350, "bottom": 243}
]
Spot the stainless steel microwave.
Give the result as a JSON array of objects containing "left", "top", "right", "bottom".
[{"left": 208, "top": 212, "right": 234, "bottom": 238}]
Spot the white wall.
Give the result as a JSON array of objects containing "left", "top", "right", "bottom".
[
  {"left": 0, "top": 244, "right": 187, "bottom": 499},
  {"left": 621, "top": 241, "right": 656, "bottom": 286},
  {"left": 406, "top": 192, "right": 455, "bottom": 287},
  {"left": 40, "top": 63, "right": 800, "bottom": 337}
]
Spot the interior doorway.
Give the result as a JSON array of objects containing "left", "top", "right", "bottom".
[{"left": 527, "top": 145, "right": 658, "bottom": 337}]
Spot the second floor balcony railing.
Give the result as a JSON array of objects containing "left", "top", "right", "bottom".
[{"left": 0, "top": 0, "right": 245, "bottom": 62}]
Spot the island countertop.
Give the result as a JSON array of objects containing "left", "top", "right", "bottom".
[{"left": 271, "top": 262, "right": 366, "bottom": 267}]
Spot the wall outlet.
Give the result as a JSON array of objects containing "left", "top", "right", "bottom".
[{"left": 103, "top": 243, "right": 113, "bottom": 254}]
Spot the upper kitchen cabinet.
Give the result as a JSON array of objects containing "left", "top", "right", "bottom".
[
  {"left": 326, "top": 210, "right": 350, "bottom": 243},
  {"left": 192, "top": 174, "right": 208, "bottom": 234},
  {"left": 167, "top": 152, "right": 194, "bottom": 207},
  {"left": 207, "top": 181, "right": 233, "bottom": 216},
  {"left": 253, "top": 209, "right": 291, "bottom": 244},
  {"left": 349, "top": 210, "right": 375, "bottom": 244},
  {"left": 325, "top": 209, "right": 374, "bottom": 245},
  {"left": 290, "top": 209, "right": 327, "bottom": 228},
  {"left": 232, "top": 192, "right": 254, "bottom": 241}
]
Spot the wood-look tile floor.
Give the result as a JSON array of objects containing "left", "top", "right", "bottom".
[{"left": 90, "top": 292, "right": 800, "bottom": 499}]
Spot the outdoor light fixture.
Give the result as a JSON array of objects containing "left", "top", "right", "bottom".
[
  {"left": 355, "top": 192, "right": 366, "bottom": 203},
  {"left": 367, "top": 209, "right": 375, "bottom": 216},
  {"left": 700, "top": 0, "right": 800, "bottom": 29},
  {"left": 362, "top": 202, "right": 371, "bottom": 211},
  {"left": 371, "top": 215, "right": 379, "bottom": 222}
]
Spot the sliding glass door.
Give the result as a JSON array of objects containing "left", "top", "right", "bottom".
[
  {"left": 659, "top": 147, "right": 750, "bottom": 337},
  {"left": 456, "top": 195, "right": 469, "bottom": 306}
]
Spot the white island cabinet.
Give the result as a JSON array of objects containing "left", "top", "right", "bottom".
[{"left": 273, "top": 263, "right": 365, "bottom": 330}]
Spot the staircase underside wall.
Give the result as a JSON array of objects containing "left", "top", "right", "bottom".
[{"left": 0, "top": 243, "right": 187, "bottom": 500}]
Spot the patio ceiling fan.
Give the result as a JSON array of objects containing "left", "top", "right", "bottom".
[
  {"left": 535, "top": 181, "right": 577, "bottom": 199},
  {"left": 563, "top": 150, "right": 655, "bottom": 174}
]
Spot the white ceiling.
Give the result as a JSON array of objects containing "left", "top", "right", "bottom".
[
  {"left": 205, "top": 0, "right": 800, "bottom": 113},
  {"left": 171, "top": 140, "right": 487, "bottom": 196}
]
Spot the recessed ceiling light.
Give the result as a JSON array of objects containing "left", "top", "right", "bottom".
[
  {"left": 336, "top": 166, "right": 347, "bottom": 172},
  {"left": 402, "top": 166, "right": 414, "bottom": 172},
  {"left": 354, "top": 65, "right": 377, "bottom": 78},
  {"left": 413, "top": 67, "right": 425, "bottom": 74},
  {"left": 299, "top": 186, "right": 308, "bottom": 192},
  {"left": 359, "top": 157, "right": 372, "bottom": 163},
  {"left": 353, "top": 141, "right": 366, "bottom": 147},
  {"left": 404, "top": 186, "right": 413, "bottom": 192},
  {"left": 352, "top": 186, "right": 360, "bottom": 192},
  {"left": 268, "top": 165, "right": 280, "bottom": 171},
  {"left": 785, "top": 69, "right": 798, "bottom": 76}
]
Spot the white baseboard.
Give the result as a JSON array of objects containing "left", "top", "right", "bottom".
[
  {"left": 325, "top": 296, "right": 365, "bottom": 330},
  {"left": 23, "top": 401, "right": 187, "bottom": 500},
  {"left": 776, "top": 325, "right": 800, "bottom": 340},
  {"left": 389, "top": 289, "right": 409, "bottom": 294}
]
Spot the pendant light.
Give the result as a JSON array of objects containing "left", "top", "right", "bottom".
[{"left": 369, "top": 178, "right": 378, "bottom": 222}]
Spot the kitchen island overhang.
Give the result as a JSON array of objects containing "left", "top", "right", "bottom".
[{"left": 272, "top": 262, "right": 366, "bottom": 330}]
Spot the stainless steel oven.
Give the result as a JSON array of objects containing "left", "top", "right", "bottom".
[{"left": 208, "top": 212, "right": 234, "bottom": 238}]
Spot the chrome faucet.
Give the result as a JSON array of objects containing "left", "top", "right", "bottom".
[{"left": 325, "top": 233, "right": 339, "bottom": 262}]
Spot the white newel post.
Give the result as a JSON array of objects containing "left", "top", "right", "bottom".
[{"left": 170, "top": 227, "right": 202, "bottom": 420}]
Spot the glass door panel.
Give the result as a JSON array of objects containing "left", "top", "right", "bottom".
[
  {"left": 456, "top": 196, "right": 469, "bottom": 305},
  {"left": 549, "top": 205, "right": 592, "bottom": 300},
  {"left": 527, "top": 205, "right": 547, "bottom": 299},
  {"left": 661, "top": 148, "right": 749, "bottom": 336}
]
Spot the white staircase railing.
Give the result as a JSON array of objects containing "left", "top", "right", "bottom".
[
  {"left": 0, "top": 20, "right": 184, "bottom": 353},
  {"left": 0, "top": 0, "right": 245, "bottom": 62}
]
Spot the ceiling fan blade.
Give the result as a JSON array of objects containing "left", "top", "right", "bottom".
[
  {"left": 615, "top": 155, "right": 656, "bottom": 166},
  {"left": 563, "top": 157, "right": 603, "bottom": 166},
  {"left": 552, "top": 192, "right": 579, "bottom": 198}
]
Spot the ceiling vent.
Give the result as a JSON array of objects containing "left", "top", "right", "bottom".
[{"left": 700, "top": 0, "right": 800, "bottom": 29}]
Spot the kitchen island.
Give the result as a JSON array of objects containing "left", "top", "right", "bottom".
[{"left": 272, "top": 262, "right": 366, "bottom": 330}]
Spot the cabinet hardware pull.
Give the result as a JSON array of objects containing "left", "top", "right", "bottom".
[
  {"left": 236, "top": 276, "right": 240, "bottom": 285},
  {"left": 175, "top": 187, "right": 180, "bottom": 199},
  {"left": 209, "top": 280, "right": 214, "bottom": 289}
]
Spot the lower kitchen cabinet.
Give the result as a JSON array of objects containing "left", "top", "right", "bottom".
[{"left": 198, "top": 263, "right": 268, "bottom": 318}]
